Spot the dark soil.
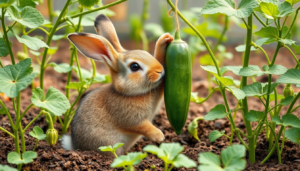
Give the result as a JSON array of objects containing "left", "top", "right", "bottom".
[{"left": 1, "top": 39, "right": 300, "bottom": 171}]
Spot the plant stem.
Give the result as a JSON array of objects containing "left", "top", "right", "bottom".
[
  {"left": 213, "top": 15, "right": 228, "bottom": 52},
  {"left": 15, "top": 104, "right": 34, "bottom": 127},
  {"left": 253, "top": 12, "right": 267, "bottom": 27},
  {"left": 66, "top": 49, "right": 76, "bottom": 99},
  {"left": 33, "top": 139, "right": 39, "bottom": 151},
  {"left": 0, "top": 58, "right": 3, "bottom": 67},
  {"left": 16, "top": 93, "right": 26, "bottom": 152},
  {"left": 0, "top": 100, "right": 15, "bottom": 128},
  {"left": 284, "top": 45, "right": 300, "bottom": 66},
  {"left": 23, "top": 111, "right": 43, "bottom": 133},
  {"left": 0, "top": 127, "right": 15, "bottom": 138},
  {"left": 194, "top": 87, "right": 219, "bottom": 104},
  {"left": 284, "top": 7, "right": 300, "bottom": 38},
  {"left": 1, "top": 9, "right": 15, "bottom": 64},
  {"left": 252, "top": 43, "right": 271, "bottom": 65},
  {"left": 48, "top": 0, "right": 54, "bottom": 23},
  {"left": 287, "top": 92, "right": 300, "bottom": 113}
]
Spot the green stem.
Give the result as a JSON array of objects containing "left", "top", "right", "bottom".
[
  {"left": 291, "top": 105, "right": 300, "bottom": 113},
  {"left": 43, "top": 111, "right": 54, "bottom": 129},
  {"left": 213, "top": 15, "right": 228, "bottom": 52},
  {"left": 74, "top": 50, "right": 83, "bottom": 82},
  {"left": 252, "top": 43, "right": 271, "bottom": 65},
  {"left": 194, "top": 87, "right": 219, "bottom": 104},
  {"left": 284, "top": 45, "right": 300, "bottom": 66},
  {"left": 15, "top": 104, "right": 34, "bottom": 127},
  {"left": 33, "top": 139, "right": 39, "bottom": 151},
  {"left": 66, "top": 48, "right": 76, "bottom": 99},
  {"left": 23, "top": 111, "right": 43, "bottom": 133},
  {"left": 0, "top": 127, "right": 15, "bottom": 138},
  {"left": 48, "top": 0, "right": 54, "bottom": 23},
  {"left": 140, "top": 31, "right": 149, "bottom": 51},
  {"left": 287, "top": 92, "right": 300, "bottom": 113},
  {"left": 253, "top": 12, "right": 267, "bottom": 27},
  {"left": 1, "top": 9, "right": 15, "bottom": 64},
  {"left": 40, "top": 0, "right": 72, "bottom": 91},
  {"left": 16, "top": 94, "right": 26, "bottom": 152},
  {"left": 59, "top": 0, "right": 128, "bottom": 24},
  {"left": 0, "top": 100, "right": 15, "bottom": 129},
  {"left": 0, "top": 58, "right": 3, "bottom": 67},
  {"left": 284, "top": 7, "right": 300, "bottom": 38}
]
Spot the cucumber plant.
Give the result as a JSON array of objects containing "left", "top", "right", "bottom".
[
  {"left": 166, "top": 0, "right": 300, "bottom": 164},
  {"left": 0, "top": 0, "right": 127, "bottom": 170}
]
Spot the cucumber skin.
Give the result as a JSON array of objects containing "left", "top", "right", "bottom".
[{"left": 164, "top": 39, "right": 192, "bottom": 135}]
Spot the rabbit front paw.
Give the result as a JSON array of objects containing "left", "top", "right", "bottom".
[
  {"left": 159, "top": 33, "right": 174, "bottom": 47},
  {"left": 148, "top": 128, "right": 165, "bottom": 143}
]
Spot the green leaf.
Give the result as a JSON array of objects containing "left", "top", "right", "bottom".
[
  {"left": 254, "top": 26, "right": 279, "bottom": 39},
  {"left": 279, "top": 39, "right": 296, "bottom": 45},
  {"left": 49, "top": 63, "right": 72, "bottom": 73},
  {"left": 291, "top": 44, "right": 300, "bottom": 55},
  {"left": 173, "top": 154, "right": 197, "bottom": 168},
  {"left": 12, "top": 30, "right": 49, "bottom": 51},
  {"left": 0, "top": 58, "right": 36, "bottom": 98},
  {"left": 213, "top": 75, "right": 234, "bottom": 86},
  {"left": 235, "top": 38, "right": 269, "bottom": 52},
  {"left": 29, "top": 126, "right": 46, "bottom": 140},
  {"left": 145, "top": 23, "right": 164, "bottom": 38},
  {"left": 31, "top": 87, "right": 71, "bottom": 116},
  {"left": 284, "top": 128, "right": 300, "bottom": 144},
  {"left": 200, "top": 65, "right": 227, "bottom": 75},
  {"left": 99, "top": 145, "right": 114, "bottom": 152},
  {"left": 200, "top": 0, "right": 259, "bottom": 18},
  {"left": 246, "top": 110, "right": 264, "bottom": 122},
  {"left": 0, "top": 0, "right": 15, "bottom": 7},
  {"left": 111, "top": 152, "right": 147, "bottom": 168},
  {"left": 7, "top": 6, "right": 44, "bottom": 28},
  {"left": 221, "top": 145, "right": 246, "bottom": 170},
  {"left": 222, "top": 66, "right": 243, "bottom": 75},
  {"left": 279, "top": 96, "right": 294, "bottom": 106},
  {"left": 113, "top": 143, "right": 124, "bottom": 150},
  {"left": 20, "top": 0, "right": 36, "bottom": 7},
  {"left": 260, "top": 2, "right": 279, "bottom": 19},
  {"left": 0, "top": 38, "right": 11, "bottom": 57},
  {"left": 209, "top": 130, "right": 225, "bottom": 142},
  {"left": 242, "top": 82, "right": 278, "bottom": 97},
  {"left": 286, "top": 0, "right": 300, "bottom": 6},
  {"left": 198, "top": 152, "right": 222, "bottom": 171},
  {"left": 0, "top": 164, "right": 17, "bottom": 171},
  {"left": 263, "top": 93, "right": 284, "bottom": 102},
  {"left": 0, "top": 107, "right": 6, "bottom": 114},
  {"left": 272, "top": 114, "right": 300, "bottom": 128},
  {"left": 78, "top": 0, "right": 99, "bottom": 7},
  {"left": 204, "top": 104, "right": 229, "bottom": 120},
  {"left": 65, "top": 82, "right": 85, "bottom": 91},
  {"left": 226, "top": 86, "right": 245, "bottom": 100},
  {"left": 276, "top": 69, "right": 300, "bottom": 85},
  {"left": 7, "top": 151, "right": 37, "bottom": 165},
  {"left": 190, "top": 92, "right": 205, "bottom": 104},
  {"left": 277, "top": 2, "right": 294, "bottom": 17},
  {"left": 52, "top": 35, "right": 65, "bottom": 41},
  {"left": 188, "top": 117, "right": 200, "bottom": 141}
]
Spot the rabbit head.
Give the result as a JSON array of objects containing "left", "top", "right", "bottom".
[{"left": 68, "top": 14, "right": 164, "bottom": 96}]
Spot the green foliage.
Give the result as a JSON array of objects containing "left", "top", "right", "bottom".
[
  {"left": 198, "top": 144, "right": 246, "bottom": 171},
  {"left": 209, "top": 130, "right": 225, "bottom": 142},
  {"left": 276, "top": 69, "right": 300, "bottom": 84},
  {"left": 129, "top": 15, "right": 142, "bottom": 41},
  {"left": 236, "top": 38, "right": 269, "bottom": 52},
  {"left": 204, "top": 104, "right": 229, "bottom": 120},
  {"left": 279, "top": 96, "right": 294, "bottom": 106},
  {"left": 78, "top": 0, "right": 99, "bottom": 7},
  {"left": 226, "top": 86, "right": 246, "bottom": 100},
  {"left": 286, "top": 0, "right": 300, "bottom": 6},
  {"left": 242, "top": 82, "right": 278, "bottom": 97},
  {"left": 188, "top": 117, "right": 202, "bottom": 141},
  {"left": 0, "top": 38, "right": 11, "bottom": 57},
  {"left": 246, "top": 110, "right": 264, "bottom": 122},
  {"left": 190, "top": 92, "right": 205, "bottom": 103},
  {"left": 200, "top": 0, "right": 258, "bottom": 18},
  {"left": 31, "top": 87, "right": 71, "bottom": 116},
  {"left": 284, "top": 128, "right": 300, "bottom": 144},
  {"left": 29, "top": 126, "right": 46, "bottom": 140},
  {"left": 0, "top": 58, "right": 36, "bottom": 98},
  {"left": 239, "top": 65, "right": 287, "bottom": 77},
  {"left": 272, "top": 114, "right": 300, "bottom": 128},
  {"left": 111, "top": 152, "right": 147, "bottom": 168},
  {"left": 145, "top": 23, "right": 164, "bottom": 38},
  {"left": 12, "top": 30, "right": 49, "bottom": 51},
  {"left": 143, "top": 143, "right": 196, "bottom": 169},
  {"left": 99, "top": 143, "right": 124, "bottom": 157},
  {"left": 48, "top": 63, "right": 72, "bottom": 73},
  {"left": 7, "top": 151, "right": 37, "bottom": 165},
  {"left": 0, "top": 0, "right": 15, "bottom": 8},
  {"left": 0, "top": 164, "right": 17, "bottom": 171},
  {"left": 65, "top": 82, "right": 85, "bottom": 91}
]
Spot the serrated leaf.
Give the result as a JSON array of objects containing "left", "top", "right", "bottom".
[
  {"left": 173, "top": 154, "right": 197, "bottom": 168},
  {"left": 204, "top": 104, "right": 229, "bottom": 120},
  {"left": 284, "top": 128, "right": 300, "bottom": 144},
  {"left": 7, "top": 151, "right": 37, "bottom": 165},
  {"left": 226, "top": 86, "right": 245, "bottom": 100},
  {"left": 160, "top": 143, "right": 184, "bottom": 161},
  {"left": 291, "top": 44, "right": 300, "bottom": 55},
  {"left": 0, "top": 58, "right": 36, "bottom": 98},
  {"left": 12, "top": 30, "right": 49, "bottom": 51},
  {"left": 49, "top": 63, "right": 72, "bottom": 73},
  {"left": 0, "top": 38, "right": 11, "bottom": 57},
  {"left": 0, "top": 164, "right": 17, "bottom": 171},
  {"left": 7, "top": 6, "right": 44, "bottom": 28},
  {"left": 246, "top": 110, "right": 264, "bottom": 122},
  {"left": 0, "top": 0, "right": 15, "bottom": 7},
  {"left": 31, "top": 87, "right": 71, "bottom": 116},
  {"left": 111, "top": 152, "right": 147, "bottom": 168},
  {"left": 242, "top": 82, "right": 278, "bottom": 97},
  {"left": 200, "top": 0, "right": 258, "bottom": 18},
  {"left": 209, "top": 130, "right": 225, "bottom": 142},
  {"left": 29, "top": 126, "right": 46, "bottom": 140},
  {"left": 254, "top": 26, "right": 279, "bottom": 39},
  {"left": 276, "top": 69, "right": 300, "bottom": 85},
  {"left": 221, "top": 145, "right": 246, "bottom": 170},
  {"left": 198, "top": 152, "right": 222, "bottom": 171},
  {"left": 279, "top": 96, "right": 294, "bottom": 105},
  {"left": 272, "top": 114, "right": 300, "bottom": 128},
  {"left": 286, "top": 0, "right": 300, "bottom": 6}
]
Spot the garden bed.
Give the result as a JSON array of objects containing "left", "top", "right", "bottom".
[{"left": 1, "top": 40, "right": 300, "bottom": 171}]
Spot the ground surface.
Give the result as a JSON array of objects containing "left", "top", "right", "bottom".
[{"left": 0, "top": 39, "right": 300, "bottom": 171}]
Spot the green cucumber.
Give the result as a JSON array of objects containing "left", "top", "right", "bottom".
[{"left": 164, "top": 31, "right": 192, "bottom": 135}]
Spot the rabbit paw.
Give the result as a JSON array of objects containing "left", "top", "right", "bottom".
[
  {"left": 148, "top": 129, "right": 165, "bottom": 143},
  {"left": 159, "top": 33, "right": 174, "bottom": 47}
]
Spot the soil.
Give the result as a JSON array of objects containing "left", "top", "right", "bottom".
[{"left": 1, "top": 39, "right": 300, "bottom": 171}]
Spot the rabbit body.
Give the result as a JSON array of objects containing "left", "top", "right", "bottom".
[{"left": 62, "top": 14, "right": 173, "bottom": 155}]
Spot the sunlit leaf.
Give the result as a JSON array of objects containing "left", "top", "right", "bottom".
[
  {"left": 246, "top": 110, "right": 264, "bottom": 122},
  {"left": 29, "top": 126, "right": 46, "bottom": 140},
  {"left": 7, "top": 6, "right": 44, "bottom": 28},
  {"left": 204, "top": 104, "right": 229, "bottom": 120},
  {"left": 7, "top": 151, "right": 37, "bottom": 165},
  {"left": 284, "top": 128, "right": 300, "bottom": 144},
  {"left": 272, "top": 114, "right": 300, "bottom": 128},
  {"left": 209, "top": 130, "right": 225, "bottom": 142}
]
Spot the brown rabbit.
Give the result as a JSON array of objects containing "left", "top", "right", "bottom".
[{"left": 62, "top": 14, "right": 173, "bottom": 156}]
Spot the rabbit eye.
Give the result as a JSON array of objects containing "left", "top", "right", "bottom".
[{"left": 130, "top": 63, "right": 140, "bottom": 71}]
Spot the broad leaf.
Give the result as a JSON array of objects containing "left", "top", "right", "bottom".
[
  {"left": 13, "top": 32, "right": 49, "bottom": 51},
  {"left": 29, "top": 126, "right": 46, "bottom": 140},
  {"left": 279, "top": 39, "right": 296, "bottom": 45},
  {"left": 279, "top": 96, "right": 294, "bottom": 106},
  {"left": 209, "top": 130, "right": 225, "bottom": 142},
  {"left": 235, "top": 38, "right": 269, "bottom": 52},
  {"left": 49, "top": 63, "right": 72, "bottom": 73},
  {"left": 286, "top": 0, "right": 300, "bottom": 6},
  {"left": 0, "top": 164, "right": 17, "bottom": 171},
  {"left": 7, "top": 6, "right": 44, "bottom": 28},
  {"left": 272, "top": 114, "right": 300, "bottom": 128},
  {"left": 0, "top": 58, "right": 36, "bottom": 98},
  {"left": 222, "top": 66, "right": 243, "bottom": 75},
  {"left": 276, "top": 69, "right": 300, "bottom": 85},
  {"left": 111, "top": 152, "right": 147, "bottom": 168},
  {"left": 0, "top": 38, "right": 11, "bottom": 57},
  {"left": 113, "top": 143, "right": 124, "bottom": 149},
  {"left": 7, "top": 151, "right": 37, "bottom": 165},
  {"left": 291, "top": 44, "right": 300, "bottom": 55},
  {"left": 0, "top": 107, "right": 7, "bottom": 114},
  {"left": 160, "top": 143, "right": 184, "bottom": 161},
  {"left": 260, "top": 2, "right": 279, "bottom": 19},
  {"left": 65, "top": 82, "right": 85, "bottom": 91},
  {"left": 254, "top": 26, "right": 279, "bottom": 39},
  {"left": 145, "top": 23, "right": 164, "bottom": 37},
  {"left": 213, "top": 75, "right": 234, "bottom": 86},
  {"left": 246, "top": 110, "right": 264, "bottom": 122},
  {"left": 0, "top": 0, "right": 15, "bottom": 7},
  {"left": 284, "top": 128, "right": 300, "bottom": 144},
  {"left": 200, "top": 0, "right": 258, "bottom": 18},
  {"left": 226, "top": 86, "right": 245, "bottom": 100},
  {"left": 198, "top": 152, "right": 222, "bottom": 171},
  {"left": 99, "top": 145, "right": 114, "bottom": 152},
  {"left": 173, "top": 154, "right": 197, "bottom": 168},
  {"left": 200, "top": 65, "right": 227, "bottom": 75},
  {"left": 190, "top": 92, "right": 205, "bottom": 104},
  {"left": 242, "top": 82, "right": 277, "bottom": 97},
  {"left": 221, "top": 145, "right": 246, "bottom": 170},
  {"left": 277, "top": 2, "right": 294, "bottom": 17},
  {"left": 31, "top": 87, "right": 71, "bottom": 116},
  {"left": 204, "top": 104, "right": 229, "bottom": 120},
  {"left": 20, "top": 0, "right": 36, "bottom": 7},
  {"left": 78, "top": 0, "right": 99, "bottom": 7}
]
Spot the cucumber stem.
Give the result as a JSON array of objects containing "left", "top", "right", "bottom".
[{"left": 174, "top": 30, "right": 181, "bottom": 40}]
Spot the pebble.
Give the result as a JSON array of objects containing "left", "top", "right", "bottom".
[
  {"left": 63, "top": 161, "right": 71, "bottom": 169},
  {"left": 214, "top": 119, "right": 226, "bottom": 129},
  {"left": 41, "top": 152, "right": 52, "bottom": 160}
]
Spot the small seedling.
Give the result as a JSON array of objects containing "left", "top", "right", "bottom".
[
  {"left": 29, "top": 126, "right": 46, "bottom": 151},
  {"left": 7, "top": 151, "right": 37, "bottom": 166},
  {"left": 111, "top": 152, "right": 147, "bottom": 171},
  {"left": 188, "top": 117, "right": 203, "bottom": 141},
  {"left": 198, "top": 144, "right": 246, "bottom": 171},
  {"left": 99, "top": 143, "right": 124, "bottom": 158},
  {"left": 143, "top": 143, "right": 196, "bottom": 171}
]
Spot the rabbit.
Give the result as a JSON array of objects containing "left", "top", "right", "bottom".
[{"left": 61, "top": 14, "right": 174, "bottom": 156}]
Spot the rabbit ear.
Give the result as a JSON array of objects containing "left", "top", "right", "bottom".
[
  {"left": 68, "top": 33, "right": 119, "bottom": 71},
  {"left": 94, "top": 14, "right": 125, "bottom": 53}
]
